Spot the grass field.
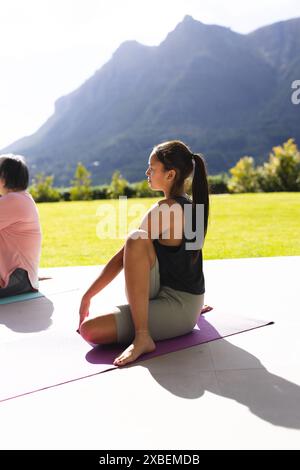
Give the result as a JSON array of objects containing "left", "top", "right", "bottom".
[{"left": 38, "top": 192, "right": 300, "bottom": 267}]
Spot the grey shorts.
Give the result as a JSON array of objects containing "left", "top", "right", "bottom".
[
  {"left": 114, "top": 257, "right": 205, "bottom": 344},
  {"left": 0, "top": 268, "right": 34, "bottom": 298}
]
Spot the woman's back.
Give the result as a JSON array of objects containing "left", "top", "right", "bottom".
[
  {"left": 0, "top": 191, "right": 41, "bottom": 289},
  {"left": 153, "top": 195, "right": 205, "bottom": 295}
]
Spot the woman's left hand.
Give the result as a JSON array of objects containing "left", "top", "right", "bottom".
[{"left": 78, "top": 294, "right": 91, "bottom": 330}]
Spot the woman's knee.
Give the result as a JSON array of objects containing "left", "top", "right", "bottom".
[
  {"left": 125, "top": 230, "right": 156, "bottom": 264},
  {"left": 79, "top": 315, "right": 118, "bottom": 344},
  {"left": 126, "top": 229, "right": 149, "bottom": 245},
  {"left": 125, "top": 230, "right": 155, "bottom": 254},
  {"left": 79, "top": 320, "right": 96, "bottom": 342}
]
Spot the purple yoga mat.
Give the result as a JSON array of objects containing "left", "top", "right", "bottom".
[
  {"left": 88, "top": 313, "right": 274, "bottom": 364},
  {"left": 0, "top": 301, "right": 273, "bottom": 402}
]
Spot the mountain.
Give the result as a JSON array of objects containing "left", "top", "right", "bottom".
[{"left": 2, "top": 15, "right": 300, "bottom": 185}]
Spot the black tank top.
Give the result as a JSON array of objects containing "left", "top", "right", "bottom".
[{"left": 153, "top": 196, "right": 205, "bottom": 295}]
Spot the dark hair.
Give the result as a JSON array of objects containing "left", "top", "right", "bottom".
[
  {"left": 153, "top": 140, "right": 210, "bottom": 255},
  {"left": 0, "top": 154, "right": 29, "bottom": 191}
]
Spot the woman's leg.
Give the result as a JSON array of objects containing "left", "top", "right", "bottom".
[
  {"left": 113, "top": 229, "right": 157, "bottom": 366},
  {"left": 80, "top": 229, "right": 158, "bottom": 359}
]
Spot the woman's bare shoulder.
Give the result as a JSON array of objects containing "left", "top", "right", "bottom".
[{"left": 158, "top": 198, "right": 182, "bottom": 207}]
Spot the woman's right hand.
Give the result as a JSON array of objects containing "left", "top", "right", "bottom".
[{"left": 78, "top": 294, "right": 91, "bottom": 330}]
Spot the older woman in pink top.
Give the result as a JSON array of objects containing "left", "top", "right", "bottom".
[{"left": 0, "top": 154, "right": 41, "bottom": 298}]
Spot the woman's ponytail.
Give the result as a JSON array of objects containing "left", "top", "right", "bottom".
[{"left": 192, "top": 153, "right": 209, "bottom": 241}]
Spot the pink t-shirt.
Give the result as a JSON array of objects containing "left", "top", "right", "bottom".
[{"left": 0, "top": 191, "right": 41, "bottom": 289}]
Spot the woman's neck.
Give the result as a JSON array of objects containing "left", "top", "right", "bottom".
[
  {"left": 164, "top": 187, "right": 187, "bottom": 199},
  {"left": 0, "top": 188, "right": 21, "bottom": 196}
]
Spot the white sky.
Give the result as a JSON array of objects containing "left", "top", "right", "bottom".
[{"left": 1, "top": 0, "right": 300, "bottom": 149}]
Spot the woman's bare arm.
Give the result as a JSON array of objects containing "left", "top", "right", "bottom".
[
  {"left": 78, "top": 244, "right": 125, "bottom": 328},
  {"left": 83, "top": 244, "right": 124, "bottom": 299}
]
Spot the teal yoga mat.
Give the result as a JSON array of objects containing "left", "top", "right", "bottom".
[{"left": 0, "top": 291, "right": 44, "bottom": 305}]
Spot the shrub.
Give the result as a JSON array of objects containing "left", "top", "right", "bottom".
[
  {"left": 257, "top": 138, "right": 300, "bottom": 192},
  {"left": 29, "top": 173, "right": 61, "bottom": 202},
  {"left": 208, "top": 173, "right": 229, "bottom": 194},
  {"left": 228, "top": 156, "right": 260, "bottom": 193},
  {"left": 91, "top": 185, "right": 109, "bottom": 199}
]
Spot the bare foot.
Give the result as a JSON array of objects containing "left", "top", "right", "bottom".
[
  {"left": 201, "top": 305, "right": 213, "bottom": 314},
  {"left": 113, "top": 331, "right": 156, "bottom": 367}
]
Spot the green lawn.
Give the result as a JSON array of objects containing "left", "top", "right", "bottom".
[{"left": 38, "top": 193, "right": 300, "bottom": 267}]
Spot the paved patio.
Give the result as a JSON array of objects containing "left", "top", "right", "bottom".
[{"left": 0, "top": 256, "right": 299, "bottom": 450}]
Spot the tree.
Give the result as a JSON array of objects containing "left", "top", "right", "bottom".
[
  {"left": 70, "top": 163, "right": 92, "bottom": 200},
  {"left": 29, "top": 173, "right": 60, "bottom": 202},
  {"left": 107, "top": 170, "right": 130, "bottom": 199},
  {"left": 228, "top": 156, "right": 260, "bottom": 193}
]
